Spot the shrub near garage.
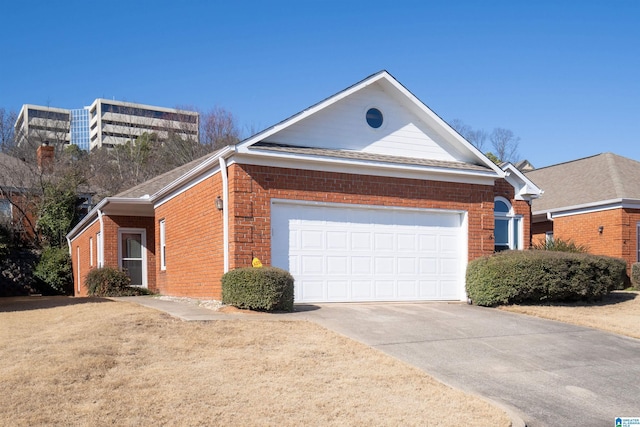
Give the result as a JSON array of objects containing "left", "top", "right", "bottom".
[
  {"left": 222, "top": 267, "right": 294, "bottom": 312},
  {"left": 632, "top": 263, "right": 640, "bottom": 290},
  {"left": 466, "top": 250, "right": 628, "bottom": 307}
]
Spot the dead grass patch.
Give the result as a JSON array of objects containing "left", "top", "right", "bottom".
[
  {"left": 501, "top": 291, "right": 640, "bottom": 339},
  {"left": 0, "top": 297, "right": 510, "bottom": 426}
]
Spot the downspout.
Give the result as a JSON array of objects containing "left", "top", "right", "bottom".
[
  {"left": 219, "top": 157, "right": 230, "bottom": 273},
  {"left": 97, "top": 209, "right": 105, "bottom": 267}
]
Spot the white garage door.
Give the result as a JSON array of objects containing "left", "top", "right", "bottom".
[{"left": 271, "top": 201, "right": 466, "bottom": 303}]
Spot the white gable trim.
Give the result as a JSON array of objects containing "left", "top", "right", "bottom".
[
  {"left": 235, "top": 71, "right": 504, "bottom": 177},
  {"left": 502, "top": 163, "right": 543, "bottom": 201}
]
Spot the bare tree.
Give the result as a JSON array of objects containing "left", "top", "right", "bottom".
[
  {"left": 200, "top": 107, "right": 240, "bottom": 150},
  {"left": 449, "top": 119, "right": 488, "bottom": 151},
  {"left": 490, "top": 128, "right": 520, "bottom": 164},
  {"left": 0, "top": 108, "right": 17, "bottom": 152}
]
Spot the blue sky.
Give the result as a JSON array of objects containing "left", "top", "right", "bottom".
[{"left": 1, "top": 0, "right": 638, "bottom": 168}]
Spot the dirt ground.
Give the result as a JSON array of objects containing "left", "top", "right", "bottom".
[
  {"left": 500, "top": 291, "right": 640, "bottom": 339},
  {"left": 0, "top": 297, "right": 510, "bottom": 426}
]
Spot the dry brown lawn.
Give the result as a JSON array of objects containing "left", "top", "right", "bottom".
[
  {"left": 501, "top": 291, "right": 640, "bottom": 339},
  {"left": 0, "top": 297, "right": 510, "bottom": 426}
]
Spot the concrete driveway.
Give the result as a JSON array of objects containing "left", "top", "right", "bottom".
[{"left": 293, "top": 302, "right": 640, "bottom": 427}]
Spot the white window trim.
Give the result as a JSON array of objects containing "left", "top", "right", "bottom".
[
  {"left": 637, "top": 222, "right": 640, "bottom": 262},
  {"left": 495, "top": 197, "right": 523, "bottom": 251},
  {"left": 159, "top": 219, "right": 166, "bottom": 271},
  {"left": 76, "top": 246, "right": 81, "bottom": 293},
  {"left": 89, "top": 237, "right": 94, "bottom": 267},
  {"left": 96, "top": 232, "right": 103, "bottom": 267},
  {"left": 117, "top": 228, "right": 147, "bottom": 288}
]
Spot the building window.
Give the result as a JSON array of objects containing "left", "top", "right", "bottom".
[
  {"left": 494, "top": 197, "right": 523, "bottom": 252},
  {"left": 0, "top": 199, "right": 11, "bottom": 223},
  {"left": 160, "top": 220, "right": 166, "bottom": 270},
  {"left": 637, "top": 223, "right": 640, "bottom": 262},
  {"left": 96, "top": 232, "right": 103, "bottom": 267},
  {"left": 366, "top": 108, "right": 383, "bottom": 128},
  {"left": 89, "top": 237, "right": 94, "bottom": 267}
]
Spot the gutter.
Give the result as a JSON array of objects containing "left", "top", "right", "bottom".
[{"left": 219, "top": 157, "right": 230, "bottom": 273}]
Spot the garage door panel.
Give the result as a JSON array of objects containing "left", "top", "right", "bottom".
[
  {"left": 352, "top": 256, "right": 372, "bottom": 274},
  {"left": 271, "top": 203, "right": 465, "bottom": 303},
  {"left": 352, "top": 280, "right": 372, "bottom": 299},
  {"left": 374, "top": 257, "right": 394, "bottom": 274},
  {"left": 375, "top": 280, "right": 395, "bottom": 298}
]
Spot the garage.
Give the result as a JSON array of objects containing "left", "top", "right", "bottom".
[{"left": 271, "top": 200, "right": 467, "bottom": 303}]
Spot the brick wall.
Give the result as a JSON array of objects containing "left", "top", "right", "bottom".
[
  {"left": 154, "top": 175, "right": 224, "bottom": 298},
  {"left": 227, "top": 163, "right": 506, "bottom": 272},
  {"left": 532, "top": 220, "right": 553, "bottom": 245},
  {"left": 553, "top": 208, "right": 640, "bottom": 274},
  {"left": 70, "top": 215, "right": 155, "bottom": 296}
]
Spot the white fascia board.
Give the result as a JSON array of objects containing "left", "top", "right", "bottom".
[
  {"left": 66, "top": 197, "right": 151, "bottom": 241},
  {"left": 149, "top": 146, "right": 235, "bottom": 204},
  {"left": 153, "top": 164, "right": 222, "bottom": 208},
  {"left": 233, "top": 151, "right": 498, "bottom": 186},
  {"left": 502, "top": 163, "right": 543, "bottom": 201},
  {"left": 236, "top": 72, "right": 390, "bottom": 153},
  {"left": 378, "top": 76, "right": 505, "bottom": 177},
  {"left": 533, "top": 198, "right": 639, "bottom": 219}
]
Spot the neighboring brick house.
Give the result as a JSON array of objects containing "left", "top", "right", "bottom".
[
  {"left": 526, "top": 152, "right": 640, "bottom": 274},
  {"left": 67, "top": 71, "right": 541, "bottom": 303}
]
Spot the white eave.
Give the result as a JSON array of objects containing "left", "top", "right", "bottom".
[
  {"left": 532, "top": 198, "right": 640, "bottom": 220},
  {"left": 67, "top": 197, "right": 154, "bottom": 242},
  {"left": 502, "top": 163, "right": 543, "bottom": 201}
]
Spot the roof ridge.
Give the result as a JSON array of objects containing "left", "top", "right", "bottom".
[
  {"left": 605, "top": 153, "right": 626, "bottom": 198},
  {"left": 528, "top": 153, "right": 604, "bottom": 172}
]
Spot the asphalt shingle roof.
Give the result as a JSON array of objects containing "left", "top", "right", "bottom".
[
  {"left": 525, "top": 152, "right": 640, "bottom": 213},
  {"left": 251, "top": 142, "right": 492, "bottom": 173},
  {"left": 115, "top": 148, "right": 225, "bottom": 198}
]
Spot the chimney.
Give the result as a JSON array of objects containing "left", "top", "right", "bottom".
[{"left": 37, "top": 141, "right": 55, "bottom": 172}]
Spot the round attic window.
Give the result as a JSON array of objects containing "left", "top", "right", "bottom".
[{"left": 366, "top": 108, "right": 383, "bottom": 128}]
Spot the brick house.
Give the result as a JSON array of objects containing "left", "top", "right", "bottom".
[
  {"left": 526, "top": 152, "right": 640, "bottom": 275},
  {"left": 67, "top": 71, "right": 541, "bottom": 303}
]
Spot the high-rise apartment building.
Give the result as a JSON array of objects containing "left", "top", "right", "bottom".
[{"left": 14, "top": 100, "right": 199, "bottom": 151}]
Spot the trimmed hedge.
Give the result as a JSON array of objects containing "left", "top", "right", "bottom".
[
  {"left": 466, "top": 250, "right": 628, "bottom": 306},
  {"left": 632, "top": 263, "right": 640, "bottom": 290},
  {"left": 221, "top": 267, "right": 294, "bottom": 312},
  {"left": 85, "top": 267, "right": 152, "bottom": 297}
]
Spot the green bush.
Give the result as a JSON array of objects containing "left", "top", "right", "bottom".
[
  {"left": 85, "top": 266, "right": 151, "bottom": 297},
  {"left": 466, "top": 250, "right": 628, "bottom": 306},
  {"left": 34, "top": 246, "right": 73, "bottom": 295},
  {"left": 221, "top": 267, "right": 294, "bottom": 312},
  {"left": 632, "top": 263, "right": 640, "bottom": 290},
  {"left": 531, "top": 237, "right": 588, "bottom": 253}
]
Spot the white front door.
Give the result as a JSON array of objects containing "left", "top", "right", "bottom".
[
  {"left": 118, "top": 228, "right": 147, "bottom": 288},
  {"left": 271, "top": 200, "right": 466, "bottom": 303}
]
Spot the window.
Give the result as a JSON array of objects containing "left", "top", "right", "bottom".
[
  {"left": 494, "top": 197, "right": 523, "bottom": 252},
  {"left": 366, "top": 108, "right": 383, "bottom": 128},
  {"left": 160, "top": 220, "right": 166, "bottom": 270},
  {"left": 637, "top": 223, "right": 640, "bottom": 262},
  {"left": 0, "top": 199, "right": 11, "bottom": 223},
  {"left": 118, "top": 228, "right": 147, "bottom": 287},
  {"left": 96, "top": 232, "right": 103, "bottom": 267},
  {"left": 89, "top": 237, "right": 94, "bottom": 266}
]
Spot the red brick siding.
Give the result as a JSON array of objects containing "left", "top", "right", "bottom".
[
  {"left": 532, "top": 220, "right": 553, "bottom": 245},
  {"left": 154, "top": 176, "right": 224, "bottom": 298},
  {"left": 552, "top": 208, "right": 640, "bottom": 274},
  {"left": 70, "top": 215, "right": 155, "bottom": 296},
  {"left": 227, "top": 164, "right": 505, "bottom": 272},
  {"left": 71, "top": 219, "right": 101, "bottom": 296}
]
